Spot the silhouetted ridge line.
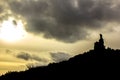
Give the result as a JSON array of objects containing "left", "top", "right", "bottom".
[{"left": 1, "top": 34, "right": 120, "bottom": 79}]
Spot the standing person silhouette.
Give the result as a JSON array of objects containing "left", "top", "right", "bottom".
[{"left": 99, "top": 34, "right": 104, "bottom": 45}]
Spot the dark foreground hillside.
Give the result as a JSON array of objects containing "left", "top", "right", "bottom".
[{"left": 1, "top": 34, "right": 120, "bottom": 79}]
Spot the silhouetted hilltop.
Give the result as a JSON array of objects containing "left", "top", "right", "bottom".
[{"left": 1, "top": 34, "right": 120, "bottom": 79}]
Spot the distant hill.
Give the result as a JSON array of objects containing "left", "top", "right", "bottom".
[{"left": 1, "top": 34, "right": 120, "bottom": 79}]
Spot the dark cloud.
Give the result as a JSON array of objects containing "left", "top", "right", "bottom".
[
  {"left": 52, "top": 0, "right": 120, "bottom": 25},
  {"left": 13, "top": 20, "right": 17, "bottom": 25},
  {"left": 17, "top": 52, "right": 31, "bottom": 60},
  {"left": 8, "top": 0, "right": 120, "bottom": 42},
  {"left": 51, "top": 52, "right": 71, "bottom": 63},
  {"left": 16, "top": 52, "right": 47, "bottom": 62}
]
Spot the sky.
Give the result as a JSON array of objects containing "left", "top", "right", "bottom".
[{"left": 0, "top": 0, "right": 120, "bottom": 75}]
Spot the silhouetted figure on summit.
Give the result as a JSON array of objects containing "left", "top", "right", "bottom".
[
  {"left": 99, "top": 34, "right": 104, "bottom": 45},
  {"left": 94, "top": 34, "right": 105, "bottom": 51}
]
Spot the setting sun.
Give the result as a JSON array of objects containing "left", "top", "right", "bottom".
[{"left": 0, "top": 17, "right": 26, "bottom": 42}]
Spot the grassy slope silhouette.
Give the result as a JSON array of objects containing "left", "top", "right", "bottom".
[{"left": 1, "top": 34, "right": 120, "bottom": 79}]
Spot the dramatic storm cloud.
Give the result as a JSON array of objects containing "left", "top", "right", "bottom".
[{"left": 8, "top": 0, "right": 120, "bottom": 42}]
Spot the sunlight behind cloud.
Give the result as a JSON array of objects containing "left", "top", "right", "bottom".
[{"left": 0, "top": 17, "right": 26, "bottom": 42}]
